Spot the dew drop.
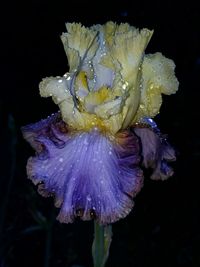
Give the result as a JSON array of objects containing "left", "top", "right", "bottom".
[
  {"left": 84, "top": 140, "right": 89, "bottom": 145},
  {"left": 90, "top": 209, "right": 96, "bottom": 219},
  {"left": 87, "top": 195, "right": 92, "bottom": 202},
  {"left": 76, "top": 209, "right": 84, "bottom": 217}
]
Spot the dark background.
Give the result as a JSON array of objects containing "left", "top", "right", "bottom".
[{"left": 1, "top": 0, "right": 200, "bottom": 266}]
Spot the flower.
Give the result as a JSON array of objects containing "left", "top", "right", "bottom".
[{"left": 22, "top": 22, "right": 178, "bottom": 224}]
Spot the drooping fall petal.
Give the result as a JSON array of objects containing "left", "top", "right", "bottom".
[
  {"left": 134, "top": 125, "right": 176, "bottom": 180},
  {"left": 22, "top": 114, "right": 143, "bottom": 224}
]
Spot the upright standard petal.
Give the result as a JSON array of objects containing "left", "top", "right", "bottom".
[
  {"left": 134, "top": 52, "right": 179, "bottom": 122},
  {"left": 22, "top": 115, "right": 143, "bottom": 224}
]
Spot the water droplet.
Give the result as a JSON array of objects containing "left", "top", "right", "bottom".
[
  {"left": 122, "top": 84, "right": 127, "bottom": 90},
  {"left": 76, "top": 209, "right": 83, "bottom": 217},
  {"left": 84, "top": 140, "right": 89, "bottom": 145},
  {"left": 90, "top": 209, "right": 96, "bottom": 219},
  {"left": 87, "top": 195, "right": 92, "bottom": 202}
]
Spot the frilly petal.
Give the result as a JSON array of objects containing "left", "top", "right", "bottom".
[
  {"left": 22, "top": 117, "right": 143, "bottom": 224},
  {"left": 21, "top": 112, "right": 67, "bottom": 153},
  {"left": 39, "top": 76, "right": 71, "bottom": 104},
  {"left": 134, "top": 52, "right": 179, "bottom": 121},
  {"left": 61, "top": 23, "right": 99, "bottom": 72},
  {"left": 133, "top": 123, "right": 176, "bottom": 180}
]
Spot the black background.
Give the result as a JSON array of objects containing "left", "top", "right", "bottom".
[{"left": 1, "top": 0, "right": 200, "bottom": 266}]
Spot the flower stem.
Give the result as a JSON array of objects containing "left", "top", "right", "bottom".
[{"left": 92, "top": 221, "right": 112, "bottom": 267}]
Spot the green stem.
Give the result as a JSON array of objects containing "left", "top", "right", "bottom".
[
  {"left": 44, "top": 210, "right": 55, "bottom": 267},
  {"left": 92, "top": 222, "right": 112, "bottom": 267}
]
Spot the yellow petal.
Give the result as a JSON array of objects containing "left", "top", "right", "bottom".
[
  {"left": 110, "top": 28, "right": 153, "bottom": 80},
  {"left": 134, "top": 52, "right": 179, "bottom": 121},
  {"left": 119, "top": 29, "right": 153, "bottom": 129},
  {"left": 84, "top": 86, "right": 111, "bottom": 112},
  {"left": 39, "top": 77, "right": 71, "bottom": 104},
  {"left": 94, "top": 96, "right": 124, "bottom": 119},
  {"left": 61, "top": 23, "right": 99, "bottom": 72},
  {"left": 75, "top": 71, "right": 89, "bottom": 102}
]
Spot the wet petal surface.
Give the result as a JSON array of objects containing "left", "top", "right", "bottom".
[{"left": 22, "top": 115, "right": 143, "bottom": 224}]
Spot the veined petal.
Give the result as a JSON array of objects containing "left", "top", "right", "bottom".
[
  {"left": 22, "top": 116, "right": 143, "bottom": 224},
  {"left": 110, "top": 28, "right": 153, "bottom": 80}
]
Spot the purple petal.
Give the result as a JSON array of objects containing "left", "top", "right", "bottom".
[
  {"left": 21, "top": 112, "right": 68, "bottom": 153},
  {"left": 133, "top": 126, "right": 176, "bottom": 180},
  {"left": 22, "top": 119, "right": 143, "bottom": 224}
]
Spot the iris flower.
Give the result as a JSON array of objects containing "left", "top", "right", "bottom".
[{"left": 22, "top": 22, "right": 178, "bottom": 225}]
